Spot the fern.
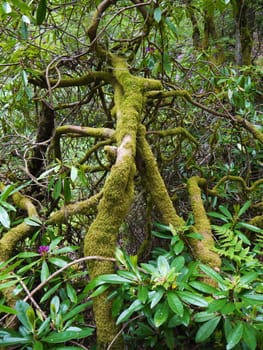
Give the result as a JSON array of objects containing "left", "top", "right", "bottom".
[{"left": 212, "top": 224, "right": 257, "bottom": 266}]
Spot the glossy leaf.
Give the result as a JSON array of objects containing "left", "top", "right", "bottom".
[
  {"left": 195, "top": 316, "right": 221, "bottom": 342},
  {"left": 70, "top": 166, "right": 78, "bottom": 182},
  {"left": 199, "top": 264, "right": 225, "bottom": 285},
  {"left": 52, "top": 178, "right": 62, "bottom": 200},
  {"left": 167, "top": 292, "right": 184, "bottom": 317},
  {"left": 40, "top": 260, "right": 49, "bottom": 283},
  {"left": 153, "top": 302, "right": 169, "bottom": 327},
  {"left": 157, "top": 255, "right": 170, "bottom": 275},
  {"left": 66, "top": 283, "right": 77, "bottom": 303},
  {"left": 177, "top": 291, "right": 208, "bottom": 307},
  {"left": 226, "top": 322, "right": 243, "bottom": 350},
  {"left": 154, "top": 7, "right": 162, "bottom": 23},
  {"left": 42, "top": 328, "right": 94, "bottom": 343},
  {"left": 36, "top": 0, "right": 47, "bottom": 25},
  {"left": 2, "top": 2, "right": 12, "bottom": 14},
  {"left": 0, "top": 205, "right": 10, "bottom": 228},
  {"left": 116, "top": 299, "right": 143, "bottom": 325},
  {"left": 138, "top": 285, "right": 148, "bottom": 303},
  {"left": 243, "top": 323, "right": 257, "bottom": 350},
  {"left": 48, "top": 257, "right": 68, "bottom": 268},
  {"left": 150, "top": 288, "right": 164, "bottom": 308},
  {"left": 0, "top": 304, "right": 18, "bottom": 315},
  {"left": 15, "top": 300, "right": 32, "bottom": 331},
  {"left": 33, "top": 341, "right": 43, "bottom": 350}
]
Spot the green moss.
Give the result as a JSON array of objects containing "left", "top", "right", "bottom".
[
  {"left": 187, "top": 176, "right": 221, "bottom": 269},
  {"left": 137, "top": 125, "right": 184, "bottom": 228}
]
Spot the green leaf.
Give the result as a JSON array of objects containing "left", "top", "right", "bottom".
[
  {"left": 26, "top": 307, "right": 36, "bottom": 330},
  {"left": 138, "top": 285, "right": 148, "bottom": 303},
  {"left": 167, "top": 292, "right": 184, "bottom": 317},
  {"left": 153, "top": 302, "right": 169, "bottom": 327},
  {"left": 240, "top": 271, "right": 258, "bottom": 285},
  {"left": 17, "top": 251, "right": 40, "bottom": 258},
  {"left": 90, "top": 284, "right": 109, "bottom": 298},
  {"left": 2, "top": 2, "right": 12, "bottom": 14},
  {"left": 243, "top": 323, "right": 257, "bottom": 350},
  {"left": 63, "top": 178, "right": 71, "bottom": 203},
  {"left": 66, "top": 283, "right": 77, "bottom": 303},
  {"left": 49, "top": 236, "right": 63, "bottom": 250},
  {"left": 177, "top": 291, "right": 208, "bottom": 307},
  {"left": 208, "top": 298, "right": 227, "bottom": 312},
  {"left": 42, "top": 328, "right": 94, "bottom": 343},
  {"left": 185, "top": 232, "right": 204, "bottom": 240},
  {"left": 62, "top": 301, "right": 92, "bottom": 322},
  {"left": 52, "top": 177, "right": 62, "bottom": 200},
  {"left": 150, "top": 288, "right": 164, "bottom": 308},
  {"left": 21, "top": 21, "right": 28, "bottom": 39},
  {"left": 189, "top": 281, "right": 218, "bottom": 294},
  {"left": 0, "top": 335, "right": 31, "bottom": 346},
  {"left": 11, "top": 0, "right": 30, "bottom": 12},
  {"left": 171, "top": 256, "right": 185, "bottom": 272},
  {"left": 153, "top": 7, "right": 162, "bottom": 23},
  {"left": 208, "top": 211, "right": 229, "bottom": 222},
  {"left": 24, "top": 216, "right": 42, "bottom": 226},
  {"left": 157, "top": 255, "right": 170, "bottom": 275},
  {"left": 15, "top": 300, "right": 32, "bottom": 331},
  {"left": 111, "top": 294, "right": 124, "bottom": 318},
  {"left": 238, "top": 200, "right": 251, "bottom": 217},
  {"left": 195, "top": 316, "right": 221, "bottom": 342},
  {"left": 0, "top": 183, "right": 17, "bottom": 201},
  {"left": 33, "top": 341, "right": 43, "bottom": 350},
  {"left": 48, "top": 257, "right": 68, "bottom": 268},
  {"left": 0, "top": 304, "right": 18, "bottom": 315},
  {"left": 242, "top": 293, "right": 263, "bottom": 305},
  {"left": 173, "top": 240, "right": 184, "bottom": 254},
  {"left": 219, "top": 205, "right": 232, "bottom": 220},
  {"left": 70, "top": 166, "right": 78, "bottom": 182},
  {"left": 117, "top": 270, "right": 139, "bottom": 282},
  {"left": 22, "top": 14, "right": 30, "bottom": 24},
  {"left": 226, "top": 322, "right": 243, "bottom": 350},
  {"left": 164, "top": 328, "right": 175, "bottom": 349},
  {"left": 116, "top": 299, "right": 143, "bottom": 325},
  {"left": 0, "top": 205, "right": 10, "bottom": 228},
  {"left": 40, "top": 282, "right": 62, "bottom": 303},
  {"left": 86, "top": 274, "right": 133, "bottom": 292},
  {"left": 0, "top": 280, "right": 17, "bottom": 290},
  {"left": 194, "top": 311, "right": 216, "bottom": 323},
  {"left": 199, "top": 264, "right": 225, "bottom": 285},
  {"left": 0, "top": 200, "right": 16, "bottom": 212},
  {"left": 50, "top": 295, "right": 60, "bottom": 315},
  {"left": 41, "top": 260, "right": 49, "bottom": 283},
  {"left": 238, "top": 222, "right": 263, "bottom": 233},
  {"left": 36, "top": 0, "right": 47, "bottom": 25}
]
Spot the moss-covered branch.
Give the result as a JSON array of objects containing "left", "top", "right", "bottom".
[
  {"left": 137, "top": 125, "right": 184, "bottom": 228},
  {"left": 211, "top": 175, "right": 263, "bottom": 194},
  {"left": 52, "top": 125, "right": 115, "bottom": 160},
  {"left": 29, "top": 71, "right": 113, "bottom": 89},
  {"left": 187, "top": 176, "right": 221, "bottom": 269},
  {"left": 47, "top": 192, "right": 102, "bottom": 225},
  {"left": 147, "top": 127, "right": 199, "bottom": 146}
]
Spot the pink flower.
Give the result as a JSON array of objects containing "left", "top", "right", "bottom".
[
  {"left": 145, "top": 47, "right": 155, "bottom": 54},
  {"left": 38, "top": 245, "right": 49, "bottom": 255}
]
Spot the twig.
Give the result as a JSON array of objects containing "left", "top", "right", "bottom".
[
  {"left": 106, "top": 315, "right": 141, "bottom": 350},
  {"left": 17, "top": 275, "right": 47, "bottom": 321}
]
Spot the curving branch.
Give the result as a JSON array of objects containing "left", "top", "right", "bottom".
[
  {"left": 146, "top": 89, "right": 263, "bottom": 144},
  {"left": 29, "top": 71, "right": 113, "bottom": 89}
]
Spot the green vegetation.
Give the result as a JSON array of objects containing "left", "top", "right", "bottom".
[{"left": 0, "top": 0, "right": 262, "bottom": 349}]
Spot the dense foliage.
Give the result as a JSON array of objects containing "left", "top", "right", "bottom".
[{"left": 0, "top": 0, "right": 262, "bottom": 349}]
